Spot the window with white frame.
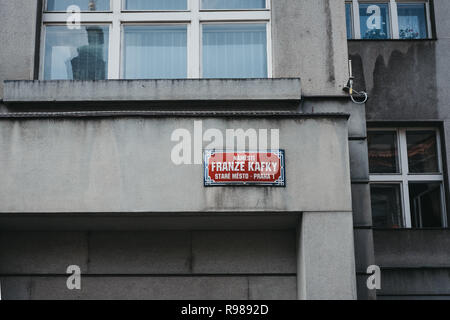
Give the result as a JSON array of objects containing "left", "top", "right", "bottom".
[
  {"left": 346, "top": 0, "right": 433, "bottom": 40},
  {"left": 41, "top": 0, "right": 272, "bottom": 80},
  {"left": 368, "top": 128, "right": 447, "bottom": 229}
]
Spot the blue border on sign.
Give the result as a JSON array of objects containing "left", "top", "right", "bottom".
[{"left": 203, "top": 150, "right": 286, "bottom": 187}]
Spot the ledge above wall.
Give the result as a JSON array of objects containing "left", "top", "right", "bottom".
[{"left": 3, "top": 78, "right": 301, "bottom": 104}]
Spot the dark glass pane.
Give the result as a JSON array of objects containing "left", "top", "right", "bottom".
[
  {"left": 44, "top": 25, "right": 109, "bottom": 80},
  {"left": 409, "top": 183, "right": 443, "bottom": 228},
  {"left": 202, "top": 0, "right": 266, "bottom": 10},
  {"left": 407, "top": 131, "right": 439, "bottom": 173},
  {"left": 47, "top": 0, "right": 110, "bottom": 11},
  {"left": 360, "top": 3, "right": 390, "bottom": 39},
  {"left": 371, "top": 184, "right": 403, "bottom": 228},
  {"left": 124, "top": 0, "right": 187, "bottom": 10},
  {"left": 346, "top": 3, "right": 353, "bottom": 39},
  {"left": 398, "top": 3, "right": 428, "bottom": 39},
  {"left": 368, "top": 131, "right": 399, "bottom": 173}
]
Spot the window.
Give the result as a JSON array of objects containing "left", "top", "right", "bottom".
[
  {"left": 41, "top": 0, "right": 271, "bottom": 80},
  {"left": 43, "top": 25, "right": 109, "bottom": 80},
  {"left": 123, "top": 25, "right": 187, "bottom": 79},
  {"left": 124, "top": 0, "right": 187, "bottom": 10},
  {"left": 202, "top": 24, "right": 267, "bottom": 78},
  {"left": 346, "top": 1, "right": 432, "bottom": 40},
  {"left": 201, "top": 0, "right": 266, "bottom": 10},
  {"left": 368, "top": 128, "right": 447, "bottom": 229},
  {"left": 359, "top": 3, "right": 391, "bottom": 39},
  {"left": 47, "top": 0, "right": 110, "bottom": 11}
]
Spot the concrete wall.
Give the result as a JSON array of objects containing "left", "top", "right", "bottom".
[
  {"left": 0, "top": 0, "right": 363, "bottom": 300},
  {"left": 348, "top": 1, "right": 450, "bottom": 187},
  {"left": 348, "top": 0, "right": 450, "bottom": 300},
  {"left": 0, "top": 112, "right": 358, "bottom": 300},
  {"left": 272, "top": 0, "right": 350, "bottom": 96},
  {"left": 0, "top": 216, "right": 360, "bottom": 300},
  {"left": 0, "top": 230, "right": 297, "bottom": 300},
  {"left": 0, "top": 1, "right": 350, "bottom": 98},
  {"left": 0, "top": 115, "right": 352, "bottom": 213},
  {"left": 0, "top": 0, "right": 39, "bottom": 98},
  {"left": 301, "top": 98, "right": 375, "bottom": 299},
  {"left": 298, "top": 211, "right": 357, "bottom": 300},
  {"left": 374, "top": 230, "right": 450, "bottom": 299},
  {"left": 3, "top": 79, "right": 302, "bottom": 103}
]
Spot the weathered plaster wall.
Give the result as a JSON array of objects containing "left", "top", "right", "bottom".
[
  {"left": 0, "top": 230, "right": 297, "bottom": 300},
  {"left": 0, "top": 116, "right": 352, "bottom": 213},
  {"left": 272, "top": 0, "right": 350, "bottom": 96},
  {"left": 0, "top": 0, "right": 38, "bottom": 98},
  {"left": 348, "top": 0, "right": 450, "bottom": 300}
]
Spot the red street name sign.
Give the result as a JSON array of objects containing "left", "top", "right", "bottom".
[{"left": 204, "top": 150, "right": 285, "bottom": 186}]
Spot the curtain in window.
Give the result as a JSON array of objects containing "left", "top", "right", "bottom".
[
  {"left": 397, "top": 4, "right": 428, "bottom": 39},
  {"left": 345, "top": 3, "right": 353, "bottom": 39},
  {"left": 123, "top": 26, "right": 187, "bottom": 79},
  {"left": 47, "top": 0, "right": 110, "bottom": 11},
  {"left": 124, "top": 0, "right": 187, "bottom": 10},
  {"left": 44, "top": 26, "right": 109, "bottom": 80},
  {"left": 202, "top": 24, "right": 267, "bottom": 78},
  {"left": 201, "top": 0, "right": 265, "bottom": 9}
]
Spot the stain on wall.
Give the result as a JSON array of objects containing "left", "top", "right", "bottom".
[{"left": 349, "top": 41, "right": 438, "bottom": 121}]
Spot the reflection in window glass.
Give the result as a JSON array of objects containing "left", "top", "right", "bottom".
[
  {"left": 47, "top": 0, "right": 110, "bottom": 11},
  {"left": 202, "top": 24, "right": 267, "bottom": 78},
  {"left": 123, "top": 26, "right": 187, "bottom": 79},
  {"left": 44, "top": 25, "right": 109, "bottom": 80},
  {"left": 407, "top": 131, "right": 439, "bottom": 173},
  {"left": 371, "top": 184, "right": 404, "bottom": 228},
  {"left": 201, "top": 0, "right": 266, "bottom": 10},
  {"left": 346, "top": 3, "right": 353, "bottom": 39},
  {"left": 124, "top": 0, "right": 187, "bottom": 10},
  {"left": 360, "top": 3, "right": 390, "bottom": 39},
  {"left": 398, "top": 4, "right": 428, "bottom": 39},
  {"left": 368, "top": 131, "right": 399, "bottom": 174},
  {"left": 409, "top": 183, "right": 443, "bottom": 228}
]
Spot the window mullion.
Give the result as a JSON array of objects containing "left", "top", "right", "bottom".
[
  {"left": 436, "top": 129, "right": 444, "bottom": 173},
  {"left": 402, "top": 179, "right": 412, "bottom": 228},
  {"left": 188, "top": 0, "right": 200, "bottom": 78},
  {"left": 390, "top": 0, "right": 400, "bottom": 39},
  {"left": 399, "top": 129, "right": 412, "bottom": 228},
  {"left": 435, "top": 129, "right": 447, "bottom": 227},
  {"left": 425, "top": 1, "right": 433, "bottom": 38},
  {"left": 108, "top": 0, "right": 121, "bottom": 79},
  {"left": 352, "top": 0, "right": 361, "bottom": 39},
  {"left": 441, "top": 184, "right": 448, "bottom": 227},
  {"left": 266, "top": 21, "right": 273, "bottom": 78}
]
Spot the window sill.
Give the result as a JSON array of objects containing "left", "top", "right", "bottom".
[
  {"left": 348, "top": 38, "right": 437, "bottom": 42},
  {"left": 3, "top": 78, "right": 301, "bottom": 104}
]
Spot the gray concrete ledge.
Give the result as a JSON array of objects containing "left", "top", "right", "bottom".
[
  {"left": 374, "top": 229, "right": 450, "bottom": 268},
  {"left": 3, "top": 79, "right": 301, "bottom": 103},
  {"left": 0, "top": 111, "right": 349, "bottom": 119}
]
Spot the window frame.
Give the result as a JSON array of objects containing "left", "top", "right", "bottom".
[
  {"left": 39, "top": 23, "right": 112, "bottom": 80},
  {"left": 368, "top": 127, "right": 448, "bottom": 228},
  {"left": 346, "top": 0, "right": 433, "bottom": 40},
  {"left": 40, "top": 0, "right": 272, "bottom": 80}
]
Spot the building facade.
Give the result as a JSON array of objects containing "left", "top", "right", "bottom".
[{"left": 0, "top": 0, "right": 448, "bottom": 300}]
